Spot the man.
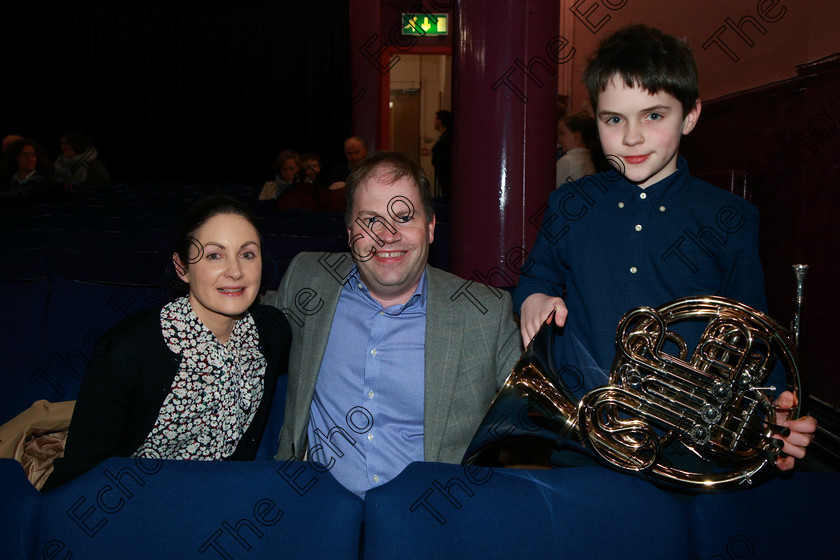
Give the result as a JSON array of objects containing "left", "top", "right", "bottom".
[
  {"left": 262, "top": 151, "right": 521, "bottom": 497},
  {"left": 328, "top": 136, "right": 368, "bottom": 190}
]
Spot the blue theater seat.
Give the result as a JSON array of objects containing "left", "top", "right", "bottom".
[
  {"left": 0, "top": 279, "right": 50, "bottom": 422},
  {"left": 31, "top": 278, "right": 174, "bottom": 404},
  {"left": 363, "top": 463, "right": 691, "bottom": 560},
  {"left": 687, "top": 471, "right": 840, "bottom": 558},
  {"left": 45, "top": 229, "right": 150, "bottom": 253},
  {"left": 3, "top": 249, "right": 50, "bottom": 281},
  {"left": 0, "top": 459, "right": 41, "bottom": 560},
  {"left": 51, "top": 250, "right": 178, "bottom": 286},
  {"left": 37, "top": 458, "right": 363, "bottom": 559},
  {"left": 4, "top": 229, "right": 47, "bottom": 251},
  {"left": 0, "top": 279, "right": 49, "bottom": 354},
  {"left": 254, "top": 373, "right": 289, "bottom": 461}
]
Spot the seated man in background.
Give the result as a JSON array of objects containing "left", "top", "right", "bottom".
[
  {"left": 327, "top": 136, "right": 367, "bottom": 190},
  {"left": 262, "top": 151, "right": 521, "bottom": 497}
]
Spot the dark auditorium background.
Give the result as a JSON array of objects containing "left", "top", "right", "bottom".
[{"left": 3, "top": 1, "right": 352, "bottom": 183}]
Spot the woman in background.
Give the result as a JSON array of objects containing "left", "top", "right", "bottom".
[
  {"left": 555, "top": 112, "right": 598, "bottom": 188},
  {"left": 53, "top": 130, "right": 110, "bottom": 186},
  {"left": 0, "top": 138, "right": 52, "bottom": 188},
  {"left": 258, "top": 150, "right": 302, "bottom": 200},
  {"left": 44, "top": 195, "right": 291, "bottom": 490}
]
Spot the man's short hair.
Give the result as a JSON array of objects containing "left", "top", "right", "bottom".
[
  {"left": 583, "top": 24, "right": 699, "bottom": 117},
  {"left": 435, "top": 110, "right": 452, "bottom": 129},
  {"left": 344, "top": 151, "right": 435, "bottom": 228}
]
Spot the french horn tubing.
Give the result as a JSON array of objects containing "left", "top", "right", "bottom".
[{"left": 463, "top": 295, "right": 802, "bottom": 491}]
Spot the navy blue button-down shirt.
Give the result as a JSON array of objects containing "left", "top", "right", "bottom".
[{"left": 514, "top": 157, "right": 778, "bottom": 399}]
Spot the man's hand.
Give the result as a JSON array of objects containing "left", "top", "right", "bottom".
[
  {"left": 773, "top": 390, "right": 817, "bottom": 471},
  {"left": 519, "top": 293, "right": 568, "bottom": 347}
]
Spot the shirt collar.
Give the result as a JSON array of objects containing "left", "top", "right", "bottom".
[
  {"left": 346, "top": 266, "right": 428, "bottom": 315},
  {"left": 607, "top": 155, "right": 691, "bottom": 206}
]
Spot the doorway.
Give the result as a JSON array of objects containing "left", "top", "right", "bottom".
[{"left": 386, "top": 53, "right": 452, "bottom": 197}]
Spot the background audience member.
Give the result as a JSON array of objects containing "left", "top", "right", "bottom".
[
  {"left": 0, "top": 138, "right": 53, "bottom": 188},
  {"left": 300, "top": 152, "right": 323, "bottom": 186},
  {"left": 555, "top": 101, "right": 568, "bottom": 160},
  {"left": 43, "top": 195, "right": 291, "bottom": 490},
  {"left": 327, "top": 136, "right": 367, "bottom": 190},
  {"left": 431, "top": 109, "right": 452, "bottom": 201},
  {"left": 555, "top": 112, "right": 597, "bottom": 187},
  {"left": 53, "top": 131, "right": 110, "bottom": 186},
  {"left": 259, "top": 150, "right": 302, "bottom": 200}
]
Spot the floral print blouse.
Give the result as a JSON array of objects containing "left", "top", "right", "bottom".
[{"left": 132, "top": 296, "right": 267, "bottom": 460}]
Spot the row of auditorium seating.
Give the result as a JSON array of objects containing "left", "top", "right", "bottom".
[{"left": 2, "top": 457, "right": 838, "bottom": 559}]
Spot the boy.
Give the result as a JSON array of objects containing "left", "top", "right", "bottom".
[{"left": 513, "top": 24, "right": 814, "bottom": 470}]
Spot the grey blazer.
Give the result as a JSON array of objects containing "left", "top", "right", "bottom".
[{"left": 261, "top": 252, "right": 522, "bottom": 465}]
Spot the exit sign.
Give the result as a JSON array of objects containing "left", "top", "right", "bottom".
[{"left": 401, "top": 13, "right": 448, "bottom": 36}]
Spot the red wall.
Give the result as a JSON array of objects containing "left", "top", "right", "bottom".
[{"left": 560, "top": 0, "right": 840, "bottom": 110}]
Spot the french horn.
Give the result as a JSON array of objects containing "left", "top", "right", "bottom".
[{"left": 463, "top": 296, "right": 802, "bottom": 491}]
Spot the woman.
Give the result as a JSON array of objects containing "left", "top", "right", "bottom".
[
  {"left": 44, "top": 195, "right": 291, "bottom": 490},
  {"left": 53, "top": 131, "right": 110, "bottom": 186},
  {"left": 258, "top": 150, "right": 302, "bottom": 200},
  {"left": 0, "top": 138, "right": 52, "bottom": 188},
  {"left": 555, "top": 112, "right": 598, "bottom": 188}
]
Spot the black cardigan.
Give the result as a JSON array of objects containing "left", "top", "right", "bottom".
[{"left": 43, "top": 304, "right": 291, "bottom": 491}]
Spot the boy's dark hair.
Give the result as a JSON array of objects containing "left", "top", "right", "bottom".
[{"left": 583, "top": 24, "right": 699, "bottom": 117}]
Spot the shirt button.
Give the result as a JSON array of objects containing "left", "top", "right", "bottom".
[
  {"left": 357, "top": 283, "right": 364, "bottom": 290},
  {"left": 639, "top": 192, "right": 647, "bottom": 199},
  {"left": 367, "top": 433, "right": 374, "bottom": 441},
  {"left": 368, "top": 390, "right": 374, "bottom": 399},
  {"left": 373, "top": 474, "right": 380, "bottom": 483},
  {"left": 370, "top": 348, "right": 377, "bottom": 357},
  {"left": 634, "top": 224, "right": 642, "bottom": 232},
  {"left": 378, "top": 311, "right": 384, "bottom": 316},
  {"left": 659, "top": 205, "right": 666, "bottom": 212},
  {"left": 618, "top": 202, "right": 625, "bottom": 208},
  {"left": 630, "top": 266, "right": 638, "bottom": 274}
]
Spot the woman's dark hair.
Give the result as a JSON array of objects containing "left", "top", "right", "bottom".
[{"left": 174, "top": 195, "right": 260, "bottom": 270}]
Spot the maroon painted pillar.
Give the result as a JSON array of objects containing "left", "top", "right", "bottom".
[
  {"left": 451, "top": 0, "right": 559, "bottom": 286},
  {"left": 348, "top": 0, "right": 382, "bottom": 149}
]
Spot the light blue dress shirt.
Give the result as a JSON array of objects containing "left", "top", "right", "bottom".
[{"left": 307, "top": 268, "right": 427, "bottom": 497}]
